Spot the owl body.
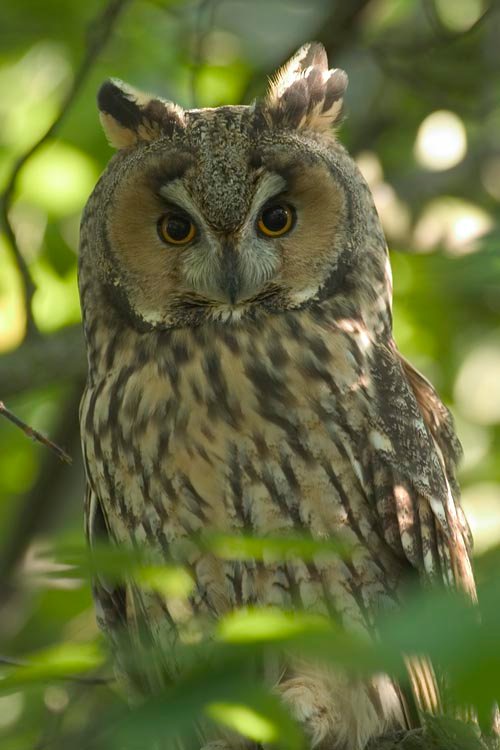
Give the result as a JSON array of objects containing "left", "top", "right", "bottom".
[{"left": 79, "top": 44, "right": 474, "bottom": 749}]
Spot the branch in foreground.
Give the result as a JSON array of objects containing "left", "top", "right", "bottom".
[
  {"left": 0, "top": 0, "right": 131, "bottom": 339},
  {"left": 0, "top": 401, "right": 72, "bottom": 464}
]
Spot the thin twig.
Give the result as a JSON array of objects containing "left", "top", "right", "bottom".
[
  {"left": 0, "top": 401, "right": 72, "bottom": 464},
  {"left": 0, "top": 655, "right": 113, "bottom": 686},
  {"left": 0, "top": 0, "right": 131, "bottom": 340}
]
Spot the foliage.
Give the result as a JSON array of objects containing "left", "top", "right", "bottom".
[{"left": 1, "top": 0, "right": 500, "bottom": 748}]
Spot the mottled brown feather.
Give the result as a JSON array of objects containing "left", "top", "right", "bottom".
[{"left": 78, "top": 41, "right": 476, "bottom": 750}]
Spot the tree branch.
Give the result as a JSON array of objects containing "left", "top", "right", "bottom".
[
  {"left": 0, "top": 0, "right": 131, "bottom": 341},
  {"left": 0, "top": 385, "right": 84, "bottom": 604},
  {"left": 0, "top": 401, "right": 72, "bottom": 463}
]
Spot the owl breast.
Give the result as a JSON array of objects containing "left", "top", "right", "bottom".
[{"left": 81, "top": 306, "right": 405, "bottom": 641}]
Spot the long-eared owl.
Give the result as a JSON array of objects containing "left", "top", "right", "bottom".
[{"left": 79, "top": 43, "right": 475, "bottom": 750}]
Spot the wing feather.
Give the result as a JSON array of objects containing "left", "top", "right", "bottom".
[
  {"left": 369, "top": 342, "right": 475, "bottom": 597},
  {"left": 366, "top": 342, "right": 476, "bottom": 717}
]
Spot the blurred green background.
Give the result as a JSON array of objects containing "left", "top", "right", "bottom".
[{"left": 1, "top": 0, "right": 500, "bottom": 747}]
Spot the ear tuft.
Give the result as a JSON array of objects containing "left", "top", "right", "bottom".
[
  {"left": 259, "top": 42, "right": 348, "bottom": 133},
  {"left": 97, "top": 78, "right": 185, "bottom": 150},
  {"left": 97, "top": 80, "right": 144, "bottom": 130}
]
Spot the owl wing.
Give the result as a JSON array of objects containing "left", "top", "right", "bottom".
[
  {"left": 365, "top": 341, "right": 475, "bottom": 717},
  {"left": 368, "top": 341, "right": 474, "bottom": 598}
]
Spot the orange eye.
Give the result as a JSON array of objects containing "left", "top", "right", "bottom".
[
  {"left": 257, "top": 203, "right": 294, "bottom": 237},
  {"left": 158, "top": 213, "right": 196, "bottom": 245}
]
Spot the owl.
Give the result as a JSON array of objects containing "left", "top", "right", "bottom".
[{"left": 79, "top": 43, "right": 475, "bottom": 750}]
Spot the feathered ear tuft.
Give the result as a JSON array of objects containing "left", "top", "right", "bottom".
[
  {"left": 97, "top": 79, "right": 185, "bottom": 149},
  {"left": 259, "top": 42, "right": 348, "bottom": 133}
]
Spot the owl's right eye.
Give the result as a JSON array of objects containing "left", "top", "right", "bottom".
[{"left": 158, "top": 213, "right": 196, "bottom": 245}]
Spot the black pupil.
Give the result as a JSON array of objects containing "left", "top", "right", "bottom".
[
  {"left": 166, "top": 215, "right": 191, "bottom": 241},
  {"left": 262, "top": 205, "right": 288, "bottom": 232}
]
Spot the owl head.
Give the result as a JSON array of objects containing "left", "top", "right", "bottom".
[{"left": 80, "top": 43, "right": 390, "bottom": 332}]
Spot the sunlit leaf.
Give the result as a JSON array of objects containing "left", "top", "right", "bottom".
[
  {"left": 207, "top": 702, "right": 279, "bottom": 742},
  {"left": 0, "top": 641, "right": 104, "bottom": 693},
  {"left": 205, "top": 532, "right": 350, "bottom": 563},
  {"left": 217, "top": 608, "right": 330, "bottom": 644},
  {"left": 135, "top": 565, "right": 194, "bottom": 599}
]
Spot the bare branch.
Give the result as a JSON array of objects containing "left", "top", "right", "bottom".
[
  {"left": 0, "top": 0, "right": 131, "bottom": 340},
  {"left": 0, "top": 386, "right": 83, "bottom": 601},
  {"left": 0, "top": 401, "right": 72, "bottom": 464}
]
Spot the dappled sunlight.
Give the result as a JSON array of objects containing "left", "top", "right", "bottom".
[
  {"left": 9, "top": 202, "right": 47, "bottom": 262},
  {"left": 454, "top": 339, "right": 500, "bottom": 425},
  {"left": 356, "top": 150, "right": 384, "bottom": 186},
  {"left": 414, "top": 110, "right": 467, "bottom": 171},
  {"left": 435, "top": 0, "right": 484, "bottom": 32},
  {"left": 413, "top": 197, "right": 493, "bottom": 254},
  {"left": 0, "top": 42, "right": 71, "bottom": 156},
  {"left": 19, "top": 142, "right": 99, "bottom": 215},
  {"left": 31, "top": 262, "right": 80, "bottom": 332},
  {"left": 454, "top": 416, "right": 492, "bottom": 473},
  {"left": 461, "top": 483, "right": 500, "bottom": 553},
  {"left": 0, "top": 694, "right": 24, "bottom": 730},
  {"left": 372, "top": 182, "right": 411, "bottom": 240},
  {"left": 43, "top": 686, "right": 69, "bottom": 714},
  {"left": 356, "top": 150, "right": 411, "bottom": 240},
  {"left": 0, "top": 238, "right": 25, "bottom": 351}
]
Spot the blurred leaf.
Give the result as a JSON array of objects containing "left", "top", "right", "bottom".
[
  {"left": 218, "top": 607, "right": 332, "bottom": 644},
  {"left": 105, "top": 663, "right": 304, "bottom": 750},
  {"left": 205, "top": 532, "right": 351, "bottom": 563},
  {"left": 135, "top": 565, "right": 194, "bottom": 599},
  {"left": 0, "top": 641, "right": 104, "bottom": 693},
  {"left": 206, "top": 693, "right": 303, "bottom": 748}
]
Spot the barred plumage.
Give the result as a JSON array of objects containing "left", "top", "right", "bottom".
[{"left": 78, "top": 42, "right": 475, "bottom": 749}]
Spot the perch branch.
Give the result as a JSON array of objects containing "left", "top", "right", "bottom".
[
  {"left": 0, "top": 386, "right": 83, "bottom": 603},
  {"left": 0, "top": 401, "right": 72, "bottom": 464},
  {"left": 0, "top": 0, "right": 131, "bottom": 340}
]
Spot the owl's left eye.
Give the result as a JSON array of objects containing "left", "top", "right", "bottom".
[
  {"left": 158, "top": 213, "right": 196, "bottom": 245},
  {"left": 257, "top": 203, "right": 295, "bottom": 238}
]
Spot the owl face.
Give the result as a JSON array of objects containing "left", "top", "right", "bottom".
[{"left": 82, "top": 44, "right": 382, "bottom": 331}]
